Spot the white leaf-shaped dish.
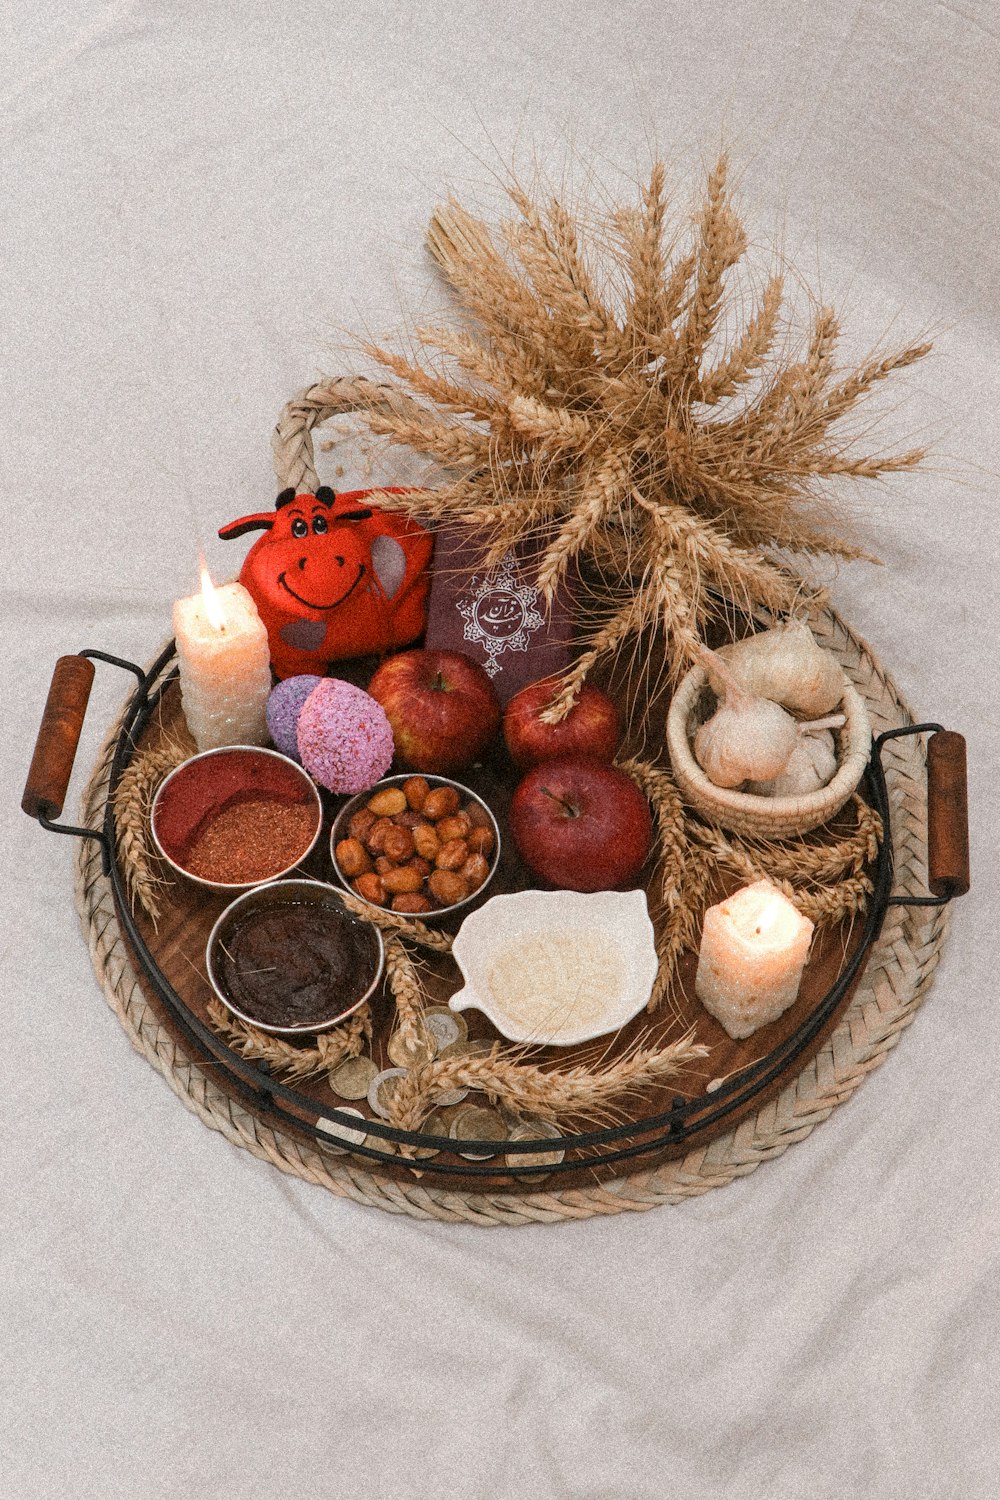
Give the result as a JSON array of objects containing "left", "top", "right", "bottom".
[{"left": 449, "top": 889, "right": 657, "bottom": 1047}]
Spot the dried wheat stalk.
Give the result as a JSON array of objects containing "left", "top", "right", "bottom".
[
  {"left": 112, "top": 728, "right": 194, "bottom": 924},
  {"left": 618, "top": 756, "right": 715, "bottom": 1013},
  {"left": 785, "top": 874, "right": 873, "bottom": 924},
  {"left": 687, "top": 794, "right": 882, "bottom": 924},
  {"left": 206, "top": 998, "right": 371, "bottom": 1081},
  {"left": 384, "top": 935, "right": 434, "bottom": 1052},
  {"left": 693, "top": 794, "right": 881, "bottom": 881},
  {"left": 387, "top": 1032, "right": 708, "bottom": 1134},
  {"left": 619, "top": 759, "right": 881, "bottom": 1011},
  {"left": 345, "top": 156, "right": 929, "bottom": 714},
  {"left": 336, "top": 889, "right": 454, "bottom": 952}
]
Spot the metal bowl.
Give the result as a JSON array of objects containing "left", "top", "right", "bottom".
[
  {"left": 150, "top": 744, "right": 323, "bottom": 893},
  {"left": 205, "top": 878, "right": 384, "bottom": 1035},
  {"left": 329, "top": 773, "right": 501, "bottom": 921}
]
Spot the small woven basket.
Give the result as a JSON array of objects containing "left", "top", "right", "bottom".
[{"left": 665, "top": 666, "right": 872, "bottom": 836}]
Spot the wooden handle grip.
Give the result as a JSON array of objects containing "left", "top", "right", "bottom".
[
  {"left": 22, "top": 655, "right": 96, "bottom": 820},
  {"left": 926, "top": 730, "right": 970, "bottom": 897}
]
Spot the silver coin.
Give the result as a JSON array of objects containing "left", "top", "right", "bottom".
[
  {"left": 367, "top": 1066, "right": 409, "bottom": 1120},
  {"left": 451, "top": 1104, "right": 507, "bottom": 1160},
  {"left": 386, "top": 1027, "right": 437, "bottom": 1069},
  {"left": 424, "top": 1007, "right": 466, "bottom": 1050},
  {"left": 433, "top": 1037, "right": 489, "bottom": 1106},
  {"left": 316, "top": 1107, "right": 367, "bottom": 1152},
  {"left": 328, "top": 1055, "right": 378, "bottom": 1101},
  {"left": 505, "top": 1120, "right": 565, "bottom": 1175}
]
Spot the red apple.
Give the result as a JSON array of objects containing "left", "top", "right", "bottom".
[
  {"left": 367, "top": 649, "right": 501, "bottom": 774},
  {"left": 503, "top": 676, "right": 620, "bottom": 770},
  {"left": 510, "top": 755, "right": 652, "bottom": 892}
]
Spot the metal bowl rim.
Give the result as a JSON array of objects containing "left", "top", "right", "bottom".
[
  {"left": 204, "top": 876, "right": 385, "bottom": 1035},
  {"left": 150, "top": 743, "right": 323, "bottom": 892},
  {"left": 329, "top": 772, "right": 502, "bottom": 921}
]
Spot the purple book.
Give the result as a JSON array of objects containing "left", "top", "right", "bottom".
[{"left": 424, "top": 526, "right": 575, "bottom": 705}]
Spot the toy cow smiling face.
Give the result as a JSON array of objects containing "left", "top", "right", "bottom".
[{"left": 219, "top": 486, "right": 433, "bottom": 679}]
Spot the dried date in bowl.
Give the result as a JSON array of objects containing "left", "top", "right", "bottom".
[
  {"left": 206, "top": 878, "right": 384, "bottom": 1035},
  {"left": 330, "top": 774, "right": 501, "bottom": 919},
  {"left": 151, "top": 746, "right": 323, "bottom": 893}
]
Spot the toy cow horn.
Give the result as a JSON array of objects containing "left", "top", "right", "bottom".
[
  {"left": 218, "top": 512, "right": 275, "bottom": 541},
  {"left": 274, "top": 486, "right": 337, "bottom": 509},
  {"left": 313, "top": 487, "right": 372, "bottom": 521}
]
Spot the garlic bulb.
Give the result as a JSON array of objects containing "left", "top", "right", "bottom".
[
  {"left": 709, "top": 620, "right": 845, "bottom": 717},
  {"left": 693, "top": 649, "right": 798, "bottom": 789},
  {"left": 748, "top": 729, "right": 838, "bottom": 797}
]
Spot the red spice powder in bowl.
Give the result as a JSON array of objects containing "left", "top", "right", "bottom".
[{"left": 151, "top": 746, "right": 323, "bottom": 892}]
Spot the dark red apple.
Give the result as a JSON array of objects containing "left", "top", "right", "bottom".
[
  {"left": 510, "top": 755, "right": 652, "bottom": 892},
  {"left": 503, "top": 675, "right": 620, "bottom": 770},
  {"left": 367, "top": 649, "right": 501, "bottom": 775}
]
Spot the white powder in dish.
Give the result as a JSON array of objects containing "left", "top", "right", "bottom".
[{"left": 486, "top": 928, "right": 625, "bottom": 1039}]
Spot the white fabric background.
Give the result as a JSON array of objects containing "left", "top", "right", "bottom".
[{"left": 2, "top": 3, "right": 997, "bottom": 1496}]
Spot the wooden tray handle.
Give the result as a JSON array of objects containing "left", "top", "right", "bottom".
[
  {"left": 22, "top": 655, "right": 96, "bottom": 820},
  {"left": 926, "top": 730, "right": 970, "bottom": 897}
]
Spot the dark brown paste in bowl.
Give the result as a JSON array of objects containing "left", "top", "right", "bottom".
[{"left": 215, "top": 898, "right": 380, "bottom": 1029}]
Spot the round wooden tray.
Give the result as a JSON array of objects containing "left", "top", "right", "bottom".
[{"left": 69, "top": 604, "right": 952, "bottom": 1223}]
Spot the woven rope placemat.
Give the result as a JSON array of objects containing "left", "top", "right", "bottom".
[{"left": 72, "top": 604, "right": 949, "bottom": 1225}]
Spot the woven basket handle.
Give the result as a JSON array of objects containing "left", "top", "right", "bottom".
[{"left": 272, "top": 375, "right": 411, "bottom": 493}]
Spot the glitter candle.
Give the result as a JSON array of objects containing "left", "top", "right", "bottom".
[
  {"left": 173, "top": 572, "right": 271, "bottom": 751},
  {"left": 695, "top": 880, "right": 814, "bottom": 1039}
]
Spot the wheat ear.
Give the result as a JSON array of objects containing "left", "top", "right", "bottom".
[
  {"left": 336, "top": 891, "right": 454, "bottom": 953},
  {"left": 112, "top": 733, "right": 193, "bottom": 924},
  {"left": 206, "top": 999, "right": 371, "bottom": 1081},
  {"left": 387, "top": 1032, "right": 708, "bottom": 1134}
]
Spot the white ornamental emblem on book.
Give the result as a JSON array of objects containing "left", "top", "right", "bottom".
[{"left": 457, "top": 555, "right": 545, "bottom": 677}]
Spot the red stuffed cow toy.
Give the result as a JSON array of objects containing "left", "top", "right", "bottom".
[{"left": 219, "top": 486, "right": 433, "bottom": 679}]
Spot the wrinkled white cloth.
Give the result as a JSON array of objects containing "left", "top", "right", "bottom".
[{"left": 2, "top": 3, "right": 997, "bottom": 1496}]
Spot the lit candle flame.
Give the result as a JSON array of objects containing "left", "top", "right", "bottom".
[
  {"left": 754, "top": 895, "right": 782, "bottom": 938},
  {"left": 199, "top": 559, "right": 227, "bottom": 632}
]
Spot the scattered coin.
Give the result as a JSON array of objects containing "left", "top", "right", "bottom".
[
  {"left": 504, "top": 1120, "right": 565, "bottom": 1177},
  {"left": 447, "top": 1103, "right": 477, "bottom": 1133},
  {"left": 368, "top": 1066, "right": 409, "bottom": 1120},
  {"left": 387, "top": 1027, "right": 437, "bottom": 1069},
  {"left": 360, "top": 1129, "right": 397, "bottom": 1158},
  {"left": 413, "top": 1108, "right": 452, "bottom": 1159},
  {"left": 437, "top": 1037, "right": 494, "bottom": 1062},
  {"left": 451, "top": 1104, "right": 508, "bottom": 1159},
  {"left": 435, "top": 1085, "right": 469, "bottom": 1107},
  {"left": 328, "top": 1055, "right": 379, "bottom": 1101},
  {"left": 424, "top": 1006, "right": 466, "bottom": 1051},
  {"left": 315, "top": 1107, "right": 367, "bottom": 1152},
  {"left": 433, "top": 1038, "right": 492, "bottom": 1104}
]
